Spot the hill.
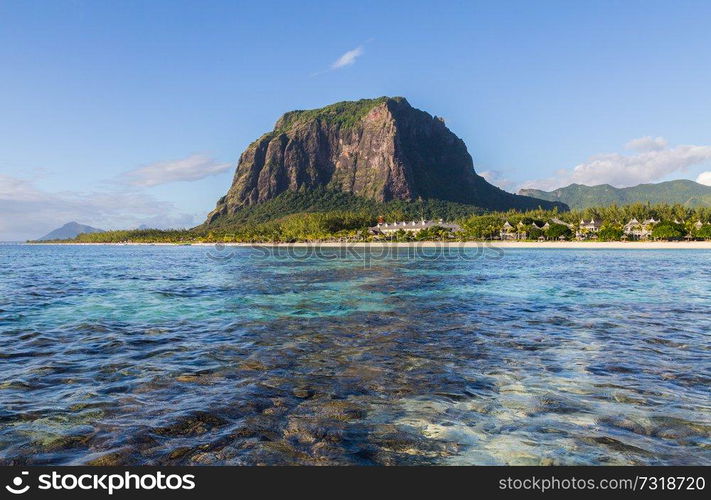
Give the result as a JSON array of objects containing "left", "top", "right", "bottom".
[
  {"left": 37, "top": 222, "right": 104, "bottom": 241},
  {"left": 518, "top": 180, "right": 711, "bottom": 210}
]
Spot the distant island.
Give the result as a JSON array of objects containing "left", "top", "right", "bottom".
[
  {"left": 37, "top": 221, "right": 104, "bottom": 241},
  {"left": 519, "top": 179, "right": 711, "bottom": 210}
]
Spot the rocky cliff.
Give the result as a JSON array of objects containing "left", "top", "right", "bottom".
[{"left": 207, "top": 97, "right": 565, "bottom": 224}]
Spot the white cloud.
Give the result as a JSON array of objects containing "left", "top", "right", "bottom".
[
  {"left": 331, "top": 46, "right": 364, "bottom": 69},
  {"left": 697, "top": 171, "right": 711, "bottom": 186},
  {"left": 625, "top": 136, "right": 668, "bottom": 152},
  {"left": 0, "top": 174, "right": 43, "bottom": 202},
  {"left": 122, "top": 154, "right": 231, "bottom": 187},
  {"left": 479, "top": 170, "right": 514, "bottom": 191},
  {"left": 521, "top": 137, "right": 711, "bottom": 191},
  {"left": 0, "top": 174, "right": 197, "bottom": 241}
]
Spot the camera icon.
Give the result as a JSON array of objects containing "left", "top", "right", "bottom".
[
  {"left": 206, "top": 242, "right": 236, "bottom": 261},
  {"left": 5, "top": 471, "right": 30, "bottom": 494}
]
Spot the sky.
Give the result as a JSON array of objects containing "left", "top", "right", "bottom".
[{"left": 1, "top": 0, "right": 711, "bottom": 240}]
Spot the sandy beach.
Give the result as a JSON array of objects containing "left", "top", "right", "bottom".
[{"left": 28, "top": 241, "right": 711, "bottom": 249}]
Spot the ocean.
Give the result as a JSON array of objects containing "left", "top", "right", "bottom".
[{"left": 0, "top": 244, "right": 709, "bottom": 465}]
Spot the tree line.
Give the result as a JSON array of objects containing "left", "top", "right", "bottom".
[{"left": 37, "top": 203, "right": 711, "bottom": 243}]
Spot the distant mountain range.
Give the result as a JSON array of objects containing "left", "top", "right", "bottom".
[
  {"left": 518, "top": 180, "right": 711, "bottom": 210},
  {"left": 37, "top": 222, "right": 105, "bottom": 241}
]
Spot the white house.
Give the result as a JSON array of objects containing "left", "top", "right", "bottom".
[
  {"left": 623, "top": 217, "right": 658, "bottom": 239},
  {"left": 370, "top": 219, "right": 461, "bottom": 236},
  {"left": 576, "top": 218, "right": 602, "bottom": 240}
]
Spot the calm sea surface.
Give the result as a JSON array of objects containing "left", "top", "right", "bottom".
[{"left": 0, "top": 244, "right": 709, "bottom": 465}]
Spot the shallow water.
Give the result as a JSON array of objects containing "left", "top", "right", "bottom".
[{"left": 0, "top": 244, "right": 709, "bottom": 465}]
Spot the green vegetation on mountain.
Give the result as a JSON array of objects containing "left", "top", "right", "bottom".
[
  {"left": 204, "top": 188, "right": 485, "bottom": 228},
  {"left": 275, "top": 97, "right": 395, "bottom": 132},
  {"left": 518, "top": 180, "right": 711, "bottom": 210}
]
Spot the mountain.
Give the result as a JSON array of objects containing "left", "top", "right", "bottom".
[
  {"left": 518, "top": 180, "right": 711, "bottom": 210},
  {"left": 206, "top": 97, "right": 566, "bottom": 225},
  {"left": 37, "top": 222, "right": 105, "bottom": 241}
]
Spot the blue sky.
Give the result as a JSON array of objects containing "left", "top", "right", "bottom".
[{"left": 1, "top": 0, "right": 711, "bottom": 239}]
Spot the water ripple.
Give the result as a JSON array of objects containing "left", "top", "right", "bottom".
[{"left": 0, "top": 245, "right": 709, "bottom": 465}]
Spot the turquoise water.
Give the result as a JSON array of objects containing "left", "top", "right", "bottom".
[{"left": 0, "top": 244, "right": 709, "bottom": 465}]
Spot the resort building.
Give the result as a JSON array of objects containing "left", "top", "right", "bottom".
[
  {"left": 623, "top": 218, "right": 639, "bottom": 232},
  {"left": 499, "top": 218, "right": 577, "bottom": 241},
  {"left": 492, "top": 217, "right": 707, "bottom": 242},
  {"left": 369, "top": 219, "right": 461, "bottom": 236},
  {"left": 517, "top": 221, "right": 527, "bottom": 238},
  {"left": 623, "top": 217, "right": 659, "bottom": 239},
  {"left": 551, "top": 218, "right": 575, "bottom": 230},
  {"left": 575, "top": 218, "right": 602, "bottom": 240},
  {"left": 499, "top": 220, "right": 527, "bottom": 240}
]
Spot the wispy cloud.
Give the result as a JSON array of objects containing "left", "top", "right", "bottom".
[
  {"left": 122, "top": 154, "right": 231, "bottom": 187},
  {"left": 311, "top": 43, "right": 369, "bottom": 76},
  {"left": 331, "top": 46, "right": 364, "bottom": 69},
  {"left": 625, "top": 136, "right": 668, "bottom": 153},
  {"left": 0, "top": 174, "right": 197, "bottom": 240},
  {"left": 521, "top": 137, "right": 711, "bottom": 191},
  {"left": 479, "top": 170, "right": 514, "bottom": 191},
  {"left": 0, "top": 152, "right": 234, "bottom": 239},
  {"left": 697, "top": 171, "right": 711, "bottom": 186}
]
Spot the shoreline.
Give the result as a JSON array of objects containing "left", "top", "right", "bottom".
[{"left": 23, "top": 241, "right": 711, "bottom": 249}]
